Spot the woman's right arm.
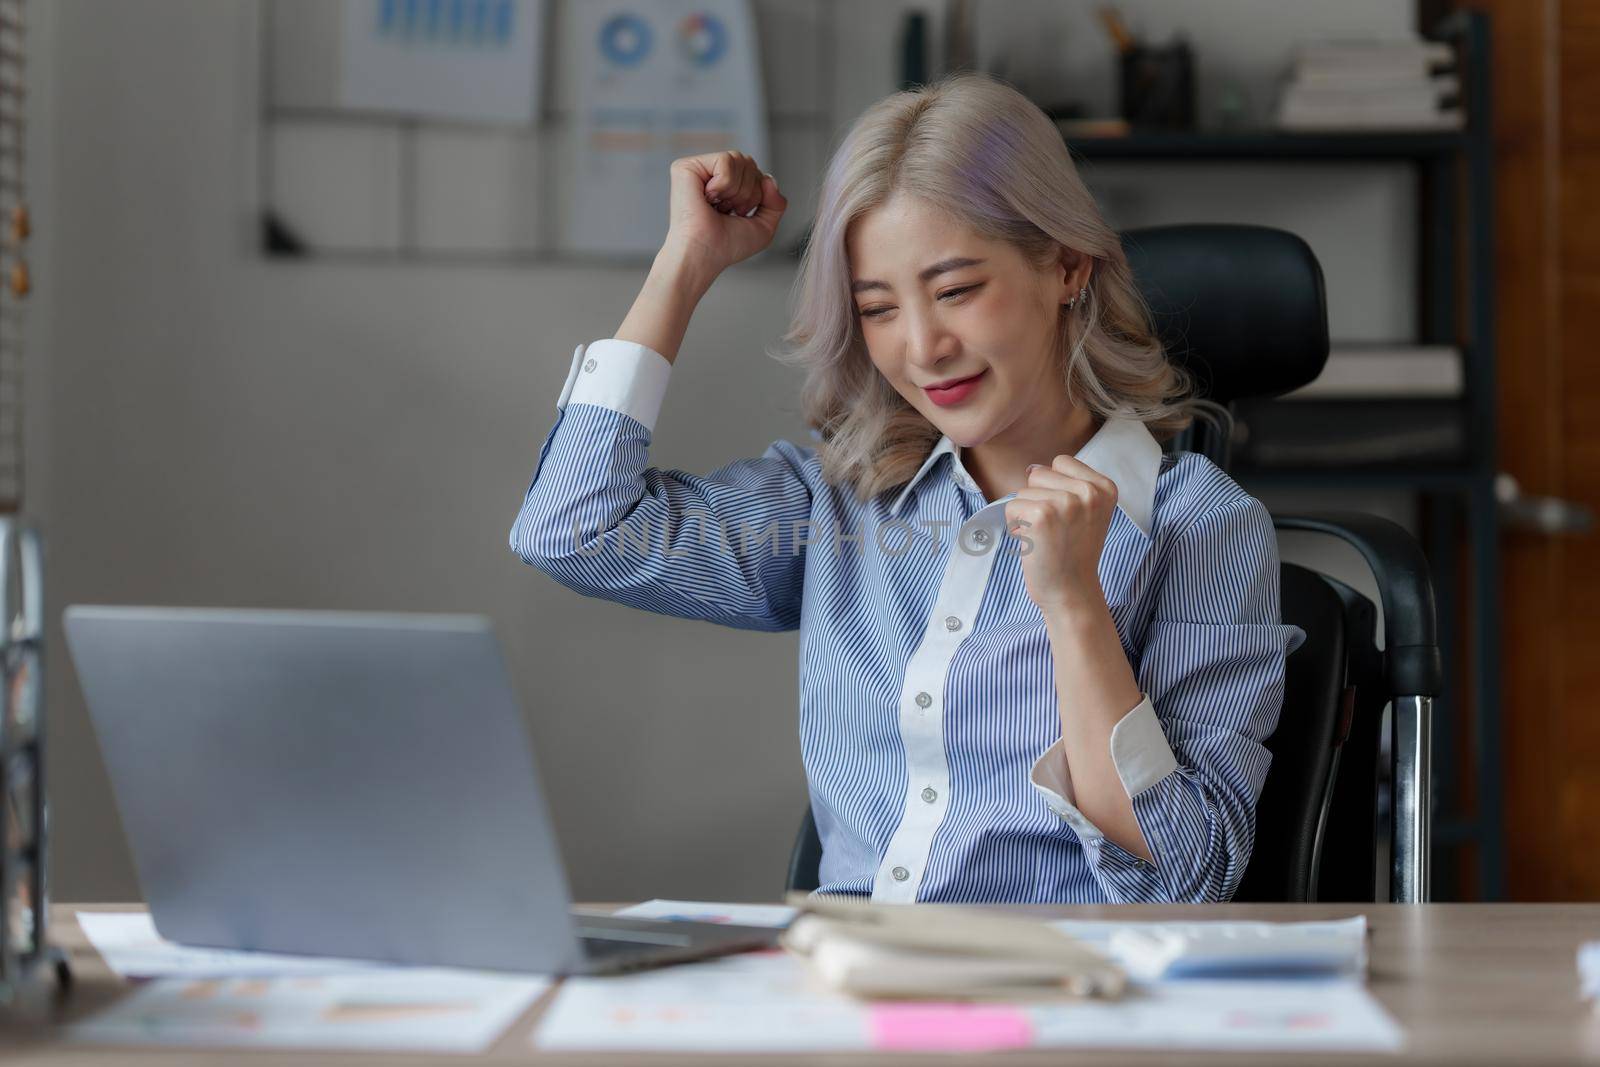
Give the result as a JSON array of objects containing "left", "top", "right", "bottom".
[
  {"left": 618, "top": 150, "right": 788, "bottom": 365},
  {"left": 508, "top": 154, "right": 812, "bottom": 632}
]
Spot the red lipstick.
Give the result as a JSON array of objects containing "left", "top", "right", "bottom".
[{"left": 924, "top": 369, "right": 986, "bottom": 407}]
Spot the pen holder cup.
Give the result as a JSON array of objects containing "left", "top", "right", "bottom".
[{"left": 1119, "top": 41, "right": 1195, "bottom": 130}]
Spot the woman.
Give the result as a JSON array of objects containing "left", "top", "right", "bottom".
[{"left": 510, "top": 72, "right": 1306, "bottom": 904}]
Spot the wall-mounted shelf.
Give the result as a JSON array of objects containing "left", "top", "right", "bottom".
[{"left": 1055, "top": 128, "right": 1468, "bottom": 161}]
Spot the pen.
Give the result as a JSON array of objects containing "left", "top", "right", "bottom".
[{"left": 1096, "top": 5, "right": 1135, "bottom": 54}]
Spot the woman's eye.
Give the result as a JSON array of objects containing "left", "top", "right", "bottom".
[{"left": 858, "top": 284, "right": 980, "bottom": 321}]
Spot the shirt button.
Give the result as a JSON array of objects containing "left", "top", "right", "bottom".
[
  {"left": 583, "top": 358, "right": 597, "bottom": 372},
  {"left": 971, "top": 528, "right": 991, "bottom": 546},
  {"left": 921, "top": 787, "right": 938, "bottom": 803},
  {"left": 945, "top": 615, "right": 962, "bottom": 632},
  {"left": 891, "top": 866, "right": 910, "bottom": 882},
  {"left": 914, "top": 692, "right": 932, "bottom": 708}
]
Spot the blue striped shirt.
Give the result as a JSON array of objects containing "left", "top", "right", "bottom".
[{"left": 510, "top": 339, "right": 1307, "bottom": 904}]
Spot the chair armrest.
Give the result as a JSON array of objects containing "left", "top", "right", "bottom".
[
  {"left": 1274, "top": 511, "right": 1438, "bottom": 902},
  {"left": 1274, "top": 511, "right": 1442, "bottom": 698}
]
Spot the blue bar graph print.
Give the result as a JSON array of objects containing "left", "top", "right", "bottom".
[{"left": 373, "top": 0, "right": 515, "bottom": 46}]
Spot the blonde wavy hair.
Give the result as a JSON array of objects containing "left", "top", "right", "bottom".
[{"left": 774, "top": 71, "right": 1220, "bottom": 503}]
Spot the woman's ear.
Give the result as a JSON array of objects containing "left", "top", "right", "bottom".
[{"left": 1055, "top": 247, "right": 1092, "bottom": 304}]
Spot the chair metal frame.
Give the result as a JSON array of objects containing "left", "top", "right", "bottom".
[{"left": 1272, "top": 513, "right": 1439, "bottom": 904}]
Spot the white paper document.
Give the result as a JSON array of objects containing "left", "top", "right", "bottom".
[
  {"left": 76, "top": 911, "right": 387, "bottom": 978},
  {"left": 611, "top": 899, "right": 798, "bottom": 928},
  {"left": 537, "top": 950, "right": 867, "bottom": 1052},
  {"left": 1023, "top": 978, "right": 1401, "bottom": 1053},
  {"left": 69, "top": 970, "right": 548, "bottom": 1053},
  {"left": 534, "top": 943, "right": 1402, "bottom": 1054},
  {"left": 1053, "top": 916, "right": 1369, "bottom": 980}
]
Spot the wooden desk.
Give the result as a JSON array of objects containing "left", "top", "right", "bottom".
[{"left": 5, "top": 903, "right": 1600, "bottom": 1065}]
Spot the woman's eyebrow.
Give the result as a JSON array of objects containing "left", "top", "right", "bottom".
[{"left": 850, "top": 257, "right": 987, "bottom": 294}]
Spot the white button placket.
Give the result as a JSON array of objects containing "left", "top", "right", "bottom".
[{"left": 872, "top": 497, "right": 1013, "bottom": 902}]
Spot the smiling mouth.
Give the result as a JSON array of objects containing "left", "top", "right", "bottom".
[
  {"left": 924, "top": 371, "right": 984, "bottom": 390},
  {"left": 922, "top": 369, "right": 987, "bottom": 406}
]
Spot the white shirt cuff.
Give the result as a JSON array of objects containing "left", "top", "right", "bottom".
[
  {"left": 556, "top": 338, "right": 673, "bottom": 433},
  {"left": 1028, "top": 695, "right": 1179, "bottom": 835}
]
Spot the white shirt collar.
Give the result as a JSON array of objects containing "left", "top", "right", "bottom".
[{"left": 888, "top": 416, "right": 1162, "bottom": 539}]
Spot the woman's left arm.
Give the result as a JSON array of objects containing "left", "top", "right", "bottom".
[
  {"left": 1009, "top": 458, "right": 1305, "bottom": 903},
  {"left": 1038, "top": 596, "right": 1152, "bottom": 861}
]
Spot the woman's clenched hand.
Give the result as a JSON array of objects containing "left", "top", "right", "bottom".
[
  {"left": 1005, "top": 455, "right": 1119, "bottom": 619},
  {"left": 662, "top": 151, "right": 786, "bottom": 280}
]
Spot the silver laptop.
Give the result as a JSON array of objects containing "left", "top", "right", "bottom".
[{"left": 63, "top": 605, "right": 780, "bottom": 975}]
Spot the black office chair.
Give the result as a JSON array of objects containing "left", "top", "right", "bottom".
[{"left": 787, "top": 225, "right": 1442, "bottom": 904}]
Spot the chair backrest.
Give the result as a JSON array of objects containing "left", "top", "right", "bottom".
[
  {"left": 787, "top": 806, "right": 822, "bottom": 895},
  {"left": 1232, "top": 563, "right": 1347, "bottom": 902},
  {"left": 1119, "top": 224, "right": 1330, "bottom": 466},
  {"left": 1120, "top": 224, "right": 1330, "bottom": 405},
  {"left": 1305, "top": 570, "right": 1386, "bottom": 902}
]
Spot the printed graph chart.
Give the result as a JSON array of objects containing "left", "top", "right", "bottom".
[
  {"left": 341, "top": 0, "right": 545, "bottom": 124},
  {"left": 375, "top": 0, "right": 518, "bottom": 47},
  {"left": 69, "top": 970, "right": 547, "bottom": 1052}
]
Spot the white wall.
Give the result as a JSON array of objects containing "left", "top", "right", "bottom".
[{"left": 39, "top": 0, "right": 1415, "bottom": 904}]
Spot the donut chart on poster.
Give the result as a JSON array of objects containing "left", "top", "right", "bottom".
[
  {"left": 676, "top": 13, "right": 728, "bottom": 68},
  {"left": 599, "top": 12, "right": 653, "bottom": 68}
]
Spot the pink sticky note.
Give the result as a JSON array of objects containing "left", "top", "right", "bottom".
[{"left": 869, "top": 1003, "right": 1034, "bottom": 1052}]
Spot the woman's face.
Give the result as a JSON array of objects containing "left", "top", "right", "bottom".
[{"left": 846, "top": 193, "right": 1084, "bottom": 449}]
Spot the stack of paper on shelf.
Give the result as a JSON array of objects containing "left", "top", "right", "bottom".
[
  {"left": 1277, "top": 38, "right": 1463, "bottom": 131},
  {"left": 1285, "top": 345, "right": 1463, "bottom": 400}
]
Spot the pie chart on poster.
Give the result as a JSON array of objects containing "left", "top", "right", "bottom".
[
  {"left": 599, "top": 12, "right": 653, "bottom": 68},
  {"left": 677, "top": 13, "right": 728, "bottom": 68}
]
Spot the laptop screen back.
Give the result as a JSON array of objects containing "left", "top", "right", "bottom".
[{"left": 64, "top": 605, "right": 581, "bottom": 973}]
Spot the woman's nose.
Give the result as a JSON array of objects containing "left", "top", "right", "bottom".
[{"left": 904, "top": 308, "right": 958, "bottom": 371}]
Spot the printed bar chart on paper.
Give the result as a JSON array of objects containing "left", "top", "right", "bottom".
[
  {"left": 340, "top": 0, "right": 546, "bottom": 124},
  {"left": 375, "top": 0, "right": 518, "bottom": 46},
  {"left": 69, "top": 970, "right": 549, "bottom": 1053}
]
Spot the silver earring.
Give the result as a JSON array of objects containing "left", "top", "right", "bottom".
[{"left": 1064, "top": 286, "right": 1089, "bottom": 311}]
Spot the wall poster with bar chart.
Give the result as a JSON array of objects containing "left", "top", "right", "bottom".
[{"left": 339, "top": 0, "right": 546, "bottom": 125}]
